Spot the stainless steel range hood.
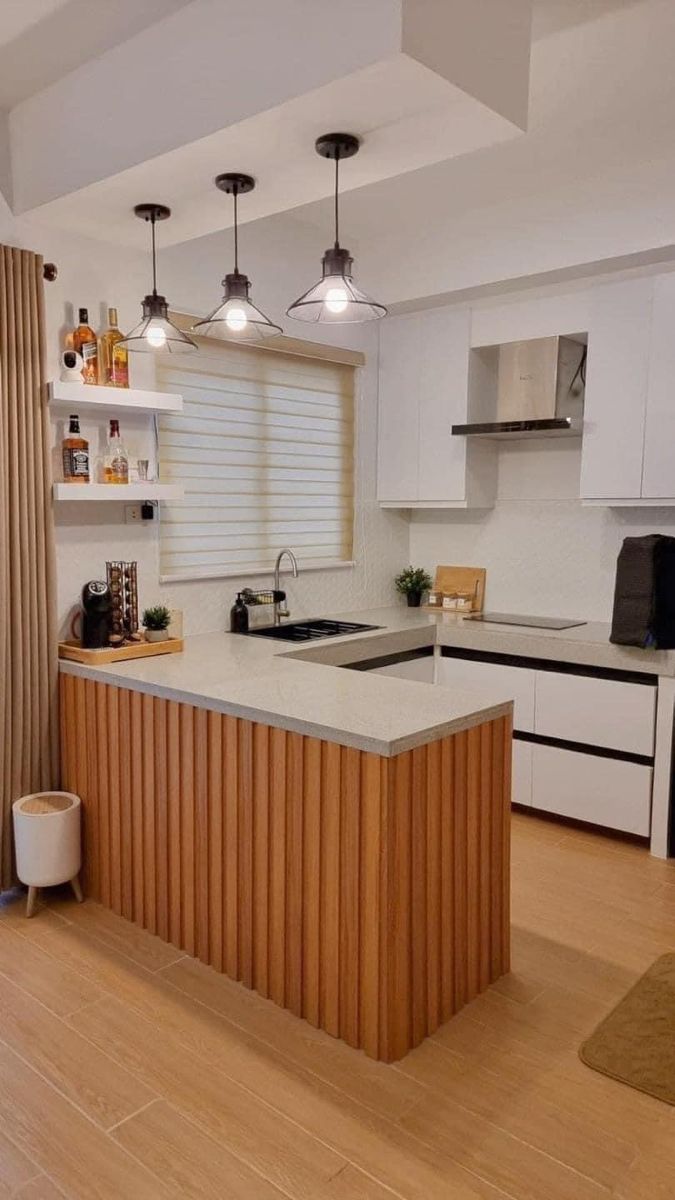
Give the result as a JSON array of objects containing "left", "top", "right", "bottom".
[{"left": 452, "top": 335, "right": 585, "bottom": 440}]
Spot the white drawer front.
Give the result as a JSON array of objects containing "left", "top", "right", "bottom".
[
  {"left": 513, "top": 740, "right": 532, "bottom": 808},
  {"left": 531, "top": 744, "right": 652, "bottom": 836},
  {"left": 368, "top": 655, "right": 435, "bottom": 683},
  {"left": 437, "top": 656, "right": 535, "bottom": 732},
  {"left": 534, "top": 671, "right": 656, "bottom": 757}
]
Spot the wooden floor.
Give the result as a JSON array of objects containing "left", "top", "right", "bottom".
[{"left": 0, "top": 813, "right": 674, "bottom": 1199}]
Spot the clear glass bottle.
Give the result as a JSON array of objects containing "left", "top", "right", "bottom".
[
  {"left": 104, "top": 418, "right": 129, "bottom": 484},
  {"left": 72, "top": 307, "right": 98, "bottom": 384},
  {"left": 98, "top": 307, "right": 129, "bottom": 388}
]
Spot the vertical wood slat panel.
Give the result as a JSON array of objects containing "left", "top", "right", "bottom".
[
  {"left": 167, "top": 701, "right": 181, "bottom": 948},
  {"left": 58, "top": 676, "right": 511, "bottom": 1062},
  {"left": 141, "top": 692, "right": 156, "bottom": 936},
  {"left": 179, "top": 704, "right": 195, "bottom": 957},
  {"left": 466, "top": 725, "right": 481, "bottom": 1004},
  {"left": 302, "top": 737, "right": 321, "bottom": 1028},
  {"left": 359, "top": 752, "right": 381, "bottom": 1059},
  {"left": 129, "top": 689, "right": 144, "bottom": 929},
  {"left": 339, "top": 746, "right": 361, "bottom": 1048},
  {"left": 223, "top": 716, "right": 238, "bottom": 979},
  {"left": 237, "top": 720, "right": 254, "bottom": 988},
  {"left": 154, "top": 697, "right": 169, "bottom": 943},
  {"left": 118, "top": 687, "right": 133, "bottom": 921},
  {"left": 425, "top": 738, "right": 442, "bottom": 1036},
  {"left": 252, "top": 722, "right": 270, "bottom": 995},
  {"left": 268, "top": 725, "right": 287, "bottom": 1008},
  {"left": 207, "top": 709, "right": 223, "bottom": 971},
  {"left": 410, "top": 746, "right": 427, "bottom": 1047},
  {"left": 320, "top": 740, "right": 340, "bottom": 1038},
  {"left": 95, "top": 682, "right": 111, "bottom": 908},
  {"left": 194, "top": 707, "right": 209, "bottom": 964},
  {"left": 285, "top": 732, "right": 304, "bottom": 1017}
]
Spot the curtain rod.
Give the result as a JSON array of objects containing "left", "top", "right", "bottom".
[{"left": 43, "top": 263, "right": 57, "bottom": 281}]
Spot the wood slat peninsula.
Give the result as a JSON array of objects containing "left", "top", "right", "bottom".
[{"left": 59, "top": 616, "right": 512, "bottom": 1061}]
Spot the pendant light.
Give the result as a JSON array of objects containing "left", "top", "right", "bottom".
[
  {"left": 118, "top": 204, "right": 197, "bottom": 354},
  {"left": 286, "top": 133, "right": 387, "bottom": 324},
  {"left": 192, "top": 173, "right": 282, "bottom": 342}
]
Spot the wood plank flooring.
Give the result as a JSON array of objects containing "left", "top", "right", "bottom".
[{"left": 0, "top": 811, "right": 674, "bottom": 1199}]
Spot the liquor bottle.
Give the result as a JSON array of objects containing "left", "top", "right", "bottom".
[
  {"left": 104, "top": 419, "right": 129, "bottom": 484},
  {"left": 98, "top": 307, "right": 129, "bottom": 388},
  {"left": 62, "top": 414, "right": 90, "bottom": 483},
  {"left": 72, "top": 308, "right": 98, "bottom": 385}
]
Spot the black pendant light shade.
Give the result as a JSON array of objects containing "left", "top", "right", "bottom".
[
  {"left": 286, "top": 133, "right": 387, "bottom": 324},
  {"left": 118, "top": 205, "right": 197, "bottom": 354},
  {"left": 192, "top": 173, "right": 282, "bottom": 342}
]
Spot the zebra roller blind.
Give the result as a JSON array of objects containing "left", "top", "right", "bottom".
[{"left": 157, "top": 339, "right": 355, "bottom": 581}]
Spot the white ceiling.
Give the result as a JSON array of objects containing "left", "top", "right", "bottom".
[{"left": 0, "top": 0, "right": 192, "bottom": 108}]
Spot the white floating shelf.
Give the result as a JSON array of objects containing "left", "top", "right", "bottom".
[
  {"left": 53, "top": 483, "right": 183, "bottom": 502},
  {"left": 48, "top": 381, "right": 183, "bottom": 414}
]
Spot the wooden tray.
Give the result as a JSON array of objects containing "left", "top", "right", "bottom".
[
  {"left": 423, "top": 564, "right": 486, "bottom": 612},
  {"left": 58, "top": 637, "right": 183, "bottom": 665}
]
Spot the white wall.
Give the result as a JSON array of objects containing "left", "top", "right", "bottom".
[
  {"left": 409, "top": 437, "right": 675, "bottom": 622},
  {"left": 0, "top": 198, "right": 408, "bottom": 636}
]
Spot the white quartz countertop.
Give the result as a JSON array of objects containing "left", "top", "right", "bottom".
[{"left": 59, "top": 606, "right": 675, "bottom": 756}]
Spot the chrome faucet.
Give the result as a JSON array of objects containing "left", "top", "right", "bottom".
[{"left": 273, "top": 548, "right": 299, "bottom": 625}]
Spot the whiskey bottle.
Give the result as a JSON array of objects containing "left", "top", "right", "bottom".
[
  {"left": 98, "top": 307, "right": 129, "bottom": 388},
  {"left": 62, "top": 414, "right": 90, "bottom": 483},
  {"left": 73, "top": 307, "right": 98, "bottom": 384},
  {"left": 104, "top": 419, "right": 129, "bottom": 484}
]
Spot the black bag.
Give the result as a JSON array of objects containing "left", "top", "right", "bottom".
[{"left": 610, "top": 534, "right": 675, "bottom": 649}]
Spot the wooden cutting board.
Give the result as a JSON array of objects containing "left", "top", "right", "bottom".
[
  {"left": 424, "top": 565, "right": 486, "bottom": 612},
  {"left": 58, "top": 637, "right": 183, "bottom": 665}
]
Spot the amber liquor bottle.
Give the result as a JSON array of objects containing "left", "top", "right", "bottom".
[
  {"left": 98, "top": 307, "right": 129, "bottom": 387},
  {"left": 73, "top": 307, "right": 98, "bottom": 384},
  {"left": 62, "top": 414, "right": 90, "bottom": 483}
]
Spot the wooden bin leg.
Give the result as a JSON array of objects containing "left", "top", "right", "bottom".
[
  {"left": 26, "top": 887, "right": 39, "bottom": 918},
  {"left": 70, "top": 875, "right": 84, "bottom": 903}
]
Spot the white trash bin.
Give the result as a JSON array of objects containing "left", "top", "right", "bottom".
[{"left": 12, "top": 791, "right": 83, "bottom": 917}]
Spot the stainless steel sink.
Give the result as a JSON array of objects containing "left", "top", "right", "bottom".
[{"left": 246, "top": 618, "right": 381, "bottom": 643}]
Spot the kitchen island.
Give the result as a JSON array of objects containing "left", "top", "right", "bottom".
[{"left": 59, "top": 609, "right": 512, "bottom": 1062}]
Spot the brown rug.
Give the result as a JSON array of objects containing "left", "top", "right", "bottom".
[{"left": 579, "top": 952, "right": 675, "bottom": 1106}]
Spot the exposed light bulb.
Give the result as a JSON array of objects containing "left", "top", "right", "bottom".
[
  {"left": 225, "top": 306, "right": 248, "bottom": 332},
  {"left": 146, "top": 323, "right": 167, "bottom": 349},
  {"left": 324, "top": 286, "right": 349, "bottom": 314}
]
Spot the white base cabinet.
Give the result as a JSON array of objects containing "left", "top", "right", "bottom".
[
  {"left": 513, "top": 740, "right": 533, "bottom": 808},
  {"left": 531, "top": 744, "right": 652, "bottom": 837}
]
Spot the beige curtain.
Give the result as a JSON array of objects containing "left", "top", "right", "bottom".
[{"left": 0, "top": 245, "right": 59, "bottom": 890}]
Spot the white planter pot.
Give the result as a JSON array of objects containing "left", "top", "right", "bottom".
[
  {"left": 144, "top": 628, "right": 169, "bottom": 642},
  {"left": 13, "top": 791, "right": 81, "bottom": 887}
]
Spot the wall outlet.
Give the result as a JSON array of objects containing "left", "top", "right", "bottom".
[{"left": 125, "top": 504, "right": 141, "bottom": 524}]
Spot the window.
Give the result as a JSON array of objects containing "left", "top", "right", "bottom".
[{"left": 157, "top": 337, "right": 356, "bottom": 581}]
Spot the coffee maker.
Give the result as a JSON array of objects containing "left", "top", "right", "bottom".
[{"left": 81, "top": 580, "right": 112, "bottom": 649}]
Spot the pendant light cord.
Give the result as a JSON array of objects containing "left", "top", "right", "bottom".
[
  {"left": 334, "top": 153, "right": 340, "bottom": 250},
  {"left": 150, "top": 211, "right": 158, "bottom": 296},
  {"left": 233, "top": 187, "right": 239, "bottom": 273}
]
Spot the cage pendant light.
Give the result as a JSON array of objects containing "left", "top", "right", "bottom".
[
  {"left": 192, "top": 173, "right": 282, "bottom": 342},
  {"left": 286, "top": 133, "right": 387, "bottom": 324},
  {"left": 117, "top": 205, "right": 197, "bottom": 354}
]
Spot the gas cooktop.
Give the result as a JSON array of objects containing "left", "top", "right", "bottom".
[{"left": 464, "top": 612, "right": 586, "bottom": 631}]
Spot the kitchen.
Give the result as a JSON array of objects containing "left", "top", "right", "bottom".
[{"left": 2, "top": 2, "right": 675, "bottom": 1198}]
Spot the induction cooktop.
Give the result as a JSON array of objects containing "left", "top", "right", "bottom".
[{"left": 464, "top": 612, "right": 587, "bottom": 631}]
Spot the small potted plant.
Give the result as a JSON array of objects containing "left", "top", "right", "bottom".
[
  {"left": 142, "top": 605, "right": 171, "bottom": 643},
  {"left": 394, "top": 565, "right": 433, "bottom": 608}
]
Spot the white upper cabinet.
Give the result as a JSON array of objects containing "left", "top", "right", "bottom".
[
  {"left": 580, "top": 278, "right": 654, "bottom": 501},
  {"left": 377, "top": 308, "right": 495, "bottom": 508},
  {"left": 642, "top": 273, "right": 675, "bottom": 500}
]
